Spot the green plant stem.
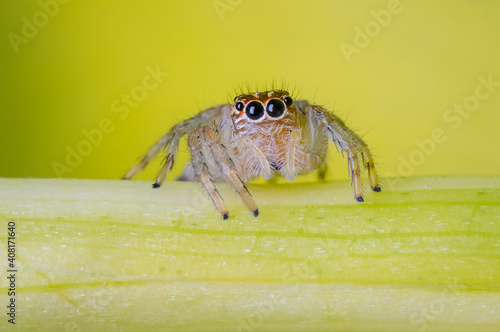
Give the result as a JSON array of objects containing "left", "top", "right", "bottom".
[{"left": 0, "top": 176, "right": 499, "bottom": 331}]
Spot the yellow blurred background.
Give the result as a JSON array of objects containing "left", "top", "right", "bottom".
[{"left": 1, "top": 0, "right": 499, "bottom": 183}]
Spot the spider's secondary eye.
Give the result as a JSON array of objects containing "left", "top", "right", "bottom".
[
  {"left": 245, "top": 101, "right": 265, "bottom": 120},
  {"left": 283, "top": 96, "right": 293, "bottom": 107},
  {"left": 235, "top": 102, "right": 244, "bottom": 111},
  {"left": 266, "top": 99, "right": 286, "bottom": 118}
]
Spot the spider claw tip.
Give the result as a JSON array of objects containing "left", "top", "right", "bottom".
[
  {"left": 222, "top": 213, "right": 229, "bottom": 220},
  {"left": 152, "top": 183, "right": 161, "bottom": 189},
  {"left": 253, "top": 209, "right": 259, "bottom": 217},
  {"left": 355, "top": 196, "right": 364, "bottom": 203},
  {"left": 373, "top": 186, "right": 382, "bottom": 192}
]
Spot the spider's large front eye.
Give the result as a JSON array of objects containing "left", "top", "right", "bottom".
[
  {"left": 266, "top": 99, "right": 286, "bottom": 118},
  {"left": 245, "top": 101, "right": 265, "bottom": 120}
]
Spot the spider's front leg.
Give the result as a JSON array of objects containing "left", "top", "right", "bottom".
[
  {"left": 123, "top": 105, "right": 230, "bottom": 187},
  {"left": 303, "top": 103, "right": 381, "bottom": 201},
  {"left": 187, "top": 126, "right": 229, "bottom": 219},
  {"left": 188, "top": 120, "right": 259, "bottom": 220}
]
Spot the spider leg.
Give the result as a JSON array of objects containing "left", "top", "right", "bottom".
[
  {"left": 152, "top": 136, "right": 178, "bottom": 188},
  {"left": 123, "top": 133, "right": 171, "bottom": 181},
  {"left": 347, "top": 147, "right": 364, "bottom": 201},
  {"left": 123, "top": 105, "right": 231, "bottom": 188},
  {"left": 302, "top": 103, "right": 381, "bottom": 201},
  {"left": 198, "top": 171, "right": 228, "bottom": 219},
  {"left": 282, "top": 128, "right": 324, "bottom": 181},
  {"left": 203, "top": 121, "right": 259, "bottom": 217},
  {"left": 283, "top": 130, "right": 300, "bottom": 180},
  {"left": 362, "top": 149, "right": 381, "bottom": 192},
  {"left": 292, "top": 101, "right": 330, "bottom": 181},
  {"left": 238, "top": 136, "right": 272, "bottom": 179},
  {"left": 188, "top": 128, "right": 229, "bottom": 219}
]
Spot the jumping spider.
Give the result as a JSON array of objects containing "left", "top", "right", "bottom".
[{"left": 124, "top": 90, "right": 381, "bottom": 219}]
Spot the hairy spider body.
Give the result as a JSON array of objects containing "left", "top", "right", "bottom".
[
  {"left": 232, "top": 93, "right": 326, "bottom": 182},
  {"left": 124, "top": 90, "right": 381, "bottom": 219}
]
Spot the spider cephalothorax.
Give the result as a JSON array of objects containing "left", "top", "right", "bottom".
[
  {"left": 124, "top": 89, "right": 381, "bottom": 219},
  {"left": 230, "top": 91, "right": 323, "bottom": 181}
]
